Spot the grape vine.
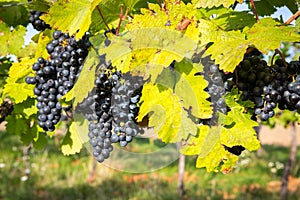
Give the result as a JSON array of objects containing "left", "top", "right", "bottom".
[{"left": 1, "top": 0, "right": 300, "bottom": 172}]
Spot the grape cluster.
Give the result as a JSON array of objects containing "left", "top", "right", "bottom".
[
  {"left": 26, "top": 30, "right": 91, "bottom": 131},
  {"left": 110, "top": 74, "right": 144, "bottom": 147},
  {"left": 29, "top": 10, "right": 50, "bottom": 31},
  {"left": 77, "top": 61, "right": 145, "bottom": 162},
  {"left": 86, "top": 68, "right": 120, "bottom": 162},
  {"left": 222, "top": 54, "right": 300, "bottom": 121},
  {"left": 202, "top": 58, "right": 227, "bottom": 114},
  {"left": 194, "top": 55, "right": 227, "bottom": 126}
]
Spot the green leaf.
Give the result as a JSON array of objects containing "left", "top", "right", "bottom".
[
  {"left": 5, "top": 115, "right": 29, "bottom": 136},
  {"left": 180, "top": 89, "right": 260, "bottom": 172},
  {"left": 155, "top": 59, "right": 212, "bottom": 119},
  {"left": 90, "top": 0, "right": 137, "bottom": 34},
  {"left": 220, "top": 111, "right": 260, "bottom": 151},
  {"left": 26, "top": 0, "right": 50, "bottom": 12},
  {"left": 192, "top": 0, "right": 243, "bottom": 8},
  {"left": 225, "top": 87, "right": 255, "bottom": 109},
  {"left": 0, "top": 1, "right": 29, "bottom": 27},
  {"left": 201, "top": 18, "right": 300, "bottom": 72},
  {"left": 254, "top": 0, "right": 298, "bottom": 16},
  {"left": 32, "top": 132, "right": 48, "bottom": 150},
  {"left": 212, "top": 11, "right": 256, "bottom": 31},
  {"left": 34, "top": 31, "right": 52, "bottom": 59},
  {"left": 0, "top": 21, "right": 26, "bottom": 56},
  {"left": 61, "top": 122, "right": 83, "bottom": 155},
  {"left": 200, "top": 19, "right": 248, "bottom": 72},
  {"left": 181, "top": 125, "right": 211, "bottom": 155},
  {"left": 137, "top": 83, "right": 198, "bottom": 143},
  {"left": 101, "top": 27, "right": 199, "bottom": 81},
  {"left": 41, "top": 0, "right": 103, "bottom": 39},
  {"left": 246, "top": 18, "right": 300, "bottom": 54},
  {"left": 196, "top": 139, "right": 239, "bottom": 172},
  {"left": 181, "top": 124, "right": 239, "bottom": 172},
  {"left": 3, "top": 57, "right": 35, "bottom": 103},
  {"left": 13, "top": 98, "right": 37, "bottom": 117},
  {"left": 221, "top": 89, "right": 260, "bottom": 150}
]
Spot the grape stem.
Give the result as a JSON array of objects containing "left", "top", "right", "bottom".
[
  {"left": 96, "top": 5, "right": 111, "bottom": 32},
  {"left": 116, "top": 4, "right": 128, "bottom": 36},
  {"left": 285, "top": 10, "right": 300, "bottom": 25},
  {"left": 271, "top": 49, "right": 288, "bottom": 67},
  {"left": 250, "top": 0, "right": 259, "bottom": 22}
]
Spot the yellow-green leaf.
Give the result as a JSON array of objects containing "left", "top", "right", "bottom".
[
  {"left": 41, "top": 0, "right": 103, "bottom": 39},
  {"left": 3, "top": 58, "right": 35, "bottom": 103},
  {"left": 192, "top": 0, "right": 243, "bottom": 8},
  {"left": 61, "top": 122, "right": 83, "bottom": 155},
  {"left": 247, "top": 18, "right": 300, "bottom": 54},
  {"left": 72, "top": 49, "right": 98, "bottom": 108},
  {"left": 0, "top": 21, "right": 26, "bottom": 56},
  {"left": 137, "top": 83, "right": 198, "bottom": 143},
  {"left": 200, "top": 19, "right": 248, "bottom": 72}
]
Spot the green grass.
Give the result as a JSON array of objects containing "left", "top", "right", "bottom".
[{"left": 1, "top": 130, "right": 300, "bottom": 200}]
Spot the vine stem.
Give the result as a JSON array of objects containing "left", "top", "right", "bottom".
[
  {"left": 250, "top": 0, "right": 259, "bottom": 22},
  {"left": 177, "top": 142, "right": 185, "bottom": 197},
  {"left": 271, "top": 49, "right": 288, "bottom": 67},
  {"left": 96, "top": 5, "right": 111, "bottom": 32},
  {"left": 281, "top": 122, "right": 297, "bottom": 200},
  {"left": 285, "top": 10, "right": 300, "bottom": 25},
  {"left": 116, "top": 4, "right": 128, "bottom": 36}
]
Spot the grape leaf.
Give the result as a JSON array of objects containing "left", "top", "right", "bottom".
[
  {"left": 0, "top": 1, "right": 29, "bottom": 27},
  {"left": 155, "top": 59, "right": 212, "bottom": 119},
  {"left": 192, "top": 0, "right": 243, "bottom": 8},
  {"left": 212, "top": 11, "right": 256, "bottom": 31},
  {"left": 101, "top": 27, "right": 199, "bottom": 81},
  {"left": 180, "top": 88, "right": 260, "bottom": 172},
  {"left": 61, "top": 122, "right": 83, "bottom": 155},
  {"left": 3, "top": 58, "right": 35, "bottom": 103},
  {"left": 246, "top": 18, "right": 300, "bottom": 54},
  {"left": 181, "top": 125, "right": 239, "bottom": 172},
  {"left": 90, "top": 0, "right": 145, "bottom": 33},
  {"left": 41, "top": 0, "right": 103, "bottom": 39},
  {"left": 221, "top": 89, "right": 260, "bottom": 150},
  {"left": 71, "top": 49, "right": 98, "bottom": 108},
  {"left": 0, "top": 21, "right": 26, "bottom": 56},
  {"left": 26, "top": 0, "right": 50, "bottom": 12},
  {"left": 34, "top": 30, "right": 52, "bottom": 59},
  {"left": 200, "top": 19, "right": 248, "bottom": 72},
  {"left": 196, "top": 139, "right": 239, "bottom": 172},
  {"left": 137, "top": 83, "right": 198, "bottom": 143},
  {"left": 5, "top": 115, "right": 29, "bottom": 136},
  {"left": 220, "top": 111, "right": 260, "bottom": 151},
  {"left": 201, "top": 18, "right": 300, "bottom": 72},
  {"left": 253, "top": 0, "right": 298, "bottom": 16},
  {"left": 101, "top": 2, "right": 201, "bottom": 81},
  {"left": 32, "top": 132, "right": 48, "bottom": 150},
  {"left": 13, "top": 98, "right": 37, "bottom": 117},
  {"left": 181, "top": 125, "right": 210, "bottom": 155}
]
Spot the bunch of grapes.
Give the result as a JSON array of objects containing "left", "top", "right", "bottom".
[
  {"left": 29, "top": 10, "right": 50, "bottom": 31},
  {"left": 222, "top": 54, "right": 300, "bottom": 121},
  {"left": 77, "top": 60, "right": 145, "bottom": 163},
  {"left": 86, "top": 67, "right": 120, "bottom": 162},
  {"left": 110, "top": 73, "right": 145, "bottom": 147},
  {"left": 26, "top": 30, "right": 91, "bottom": 131}
]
